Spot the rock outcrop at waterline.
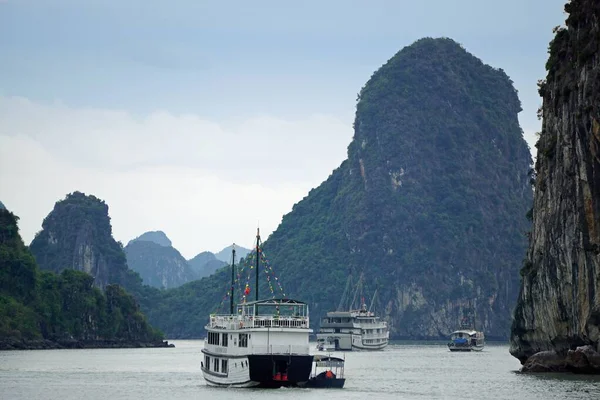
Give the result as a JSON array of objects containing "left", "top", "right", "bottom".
[{"left": 509, "top": 0, "right": 600, "bottom": 373}]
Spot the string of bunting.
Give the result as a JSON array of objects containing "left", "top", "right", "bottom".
[
  {"left": 215, "top": 242, "right": 287, "bottom": 313},
  {"left": 259, "top": 249, "right": 286, "bottom": 297}
]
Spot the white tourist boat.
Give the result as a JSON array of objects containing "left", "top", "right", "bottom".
[
  {"left": 201, "top": 230, "right": 313, "bottom": 388},
  {"left": 316, "top": 274, "right": 389, "bottom": 351}
]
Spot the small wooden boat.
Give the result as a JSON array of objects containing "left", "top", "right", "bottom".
[{"left": 301, "top": 355, "right": 346, "bottom": 388}]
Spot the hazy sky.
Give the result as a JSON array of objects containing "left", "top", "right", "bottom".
[{"left": 1, "top": 0, "right": 567, "bottom": 258}]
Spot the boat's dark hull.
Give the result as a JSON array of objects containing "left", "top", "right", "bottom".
[
  {"left": 302, "top": 378, "right": 346, "bottom": 388},
  {"left": 247, "top": 354, "right": 314, "bottom": 388},
  {"left": 448, "top": 345, "right": 484, "bottom": 352}
]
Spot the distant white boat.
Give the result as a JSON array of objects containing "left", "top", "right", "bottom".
[{"left": 316, "top": 273, "right": 389, "bottom": 351}]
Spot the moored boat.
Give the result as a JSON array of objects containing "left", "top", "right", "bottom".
[
  {"left": 301, "top": 354, "right": 346, "bottom": 388},
  {"left": 200, "top": 229, "right": 314, "bottom": 388},
  {"left": 447, "top": 300, "right": 485, "bottom": 352}
]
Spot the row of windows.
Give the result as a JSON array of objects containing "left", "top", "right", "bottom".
[
  {"left": 364, "top": 338, "right": 386, "bottom": 344},
  {"left": 362, "top": 328, "right": 385, "bottom": 334},
  {"left": 207, "top": 332, "right": 249, "bottom": 347},
  {"left": 203, "top": 355, "right": 249, "bottom": 374},
  {"left": 207, "top": 332, "right": 226, "bottom": 345}
]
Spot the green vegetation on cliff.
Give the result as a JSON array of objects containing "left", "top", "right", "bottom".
[
  {"left": 140, "top": 37, "right": 533, "bottom": 339},
  {"left": 0, "top": 209, "right": 164, "bottom": 348}
]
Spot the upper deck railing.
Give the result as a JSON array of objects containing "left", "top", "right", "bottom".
[{"left": 208, "top": 314, "right": 309, "bottom": 330}]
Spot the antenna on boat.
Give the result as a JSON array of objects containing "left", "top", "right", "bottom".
[{"left": 230, "top": 243, "right": 236, "bottom": 315}]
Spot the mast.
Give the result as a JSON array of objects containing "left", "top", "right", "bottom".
[
  {"left": 255, "top": 228, "right": 260, "bottom": 302},
  {"left": 230, "top": 244, "right": 236, "bottom": 315},
  {"left": 368, "top": 287, "right": 378, "bottom": 312},
  {"left": 473, "top": 298, "right": 477, "bottom": 331}
]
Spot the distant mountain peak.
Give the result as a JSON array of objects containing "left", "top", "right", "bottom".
[
  {"left": 215, "top": 244, "right": 251, "bottom": 263},
  {"left": 128, "top": 231, "right": 172, "bottom": 247}
]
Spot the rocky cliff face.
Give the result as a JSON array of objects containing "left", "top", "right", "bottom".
[
  {"left": 30, "top": 192, "right": 139, "bottom": 289},
  {"left": 124, "top": 240, "right": 196, "bottom": 289},
  {"left": 509, "top": 0, "right": 600, "bottom": 371}
]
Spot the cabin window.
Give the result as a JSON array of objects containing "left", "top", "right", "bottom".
[
  {"left": 221, "top": 359, "right": 228, "bottom": 373},
  {"left": 208, "top": 332, "right": 221, "bottom": 345},
  {"left": 239, "top": 333, "right": 248, "bottom": 347},
  {"left": 213, "top": 358, "right": 219, "bottom": 373},
  {"left": 204, "top": 355, "right": 210, "bottom": 369},
  {"left": 222, "top": 333, "right": 228, "bottom": 347}
]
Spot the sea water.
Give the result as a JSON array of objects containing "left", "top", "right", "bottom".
[{"left": 1, "top": 340, "right": 599, "bottom": 399}]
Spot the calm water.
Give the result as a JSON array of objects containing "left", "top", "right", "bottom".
[{"left": 1, "top": 340, "right": 600, "bottom": 399}]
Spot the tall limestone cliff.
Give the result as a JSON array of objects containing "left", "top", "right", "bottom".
[
  {"left": 30, "top": 192, "right": 140, "bottom": 289},
  {"left": 124, "top": 237, "right": 196, "bottom": 289},
  {"left": 261, "top": 37, "right": 533, "bottom": 339},
  {"left": 510, "top": 0, "right": 600, "bottom": 371},
  {"left": 142, "top": 37, "right": 533, "bottom": 339}
]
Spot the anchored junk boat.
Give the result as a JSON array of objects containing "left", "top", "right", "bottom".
[
  {"left": 447, "top": 300, "right": 485, "bottom": 352},
  {"left": 200, "top": 229, "right": 313, "bottom": 388},
  {"left": 316, "top": 273, "right": 389, "bottom": 351}
]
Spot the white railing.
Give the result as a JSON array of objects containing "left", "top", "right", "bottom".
[
  {"left": 356, "top": 321, "right": 388, "bottom": 327},
  {"left": 208, "top": 315, "right": 309, "bottom": 330}
]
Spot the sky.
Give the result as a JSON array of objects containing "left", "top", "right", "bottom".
[{"left": 0, "top": 0, "right": 568, "bottom": 258}]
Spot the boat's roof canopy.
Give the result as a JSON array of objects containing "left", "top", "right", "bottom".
[
  {"left": 313, "top": 355, "right": 345, "bottom": 363},
  {"left": 241, "top": 298, "right": 307, "bottom": 306},
  {"left": 451, "top": 330, "right": 478, "bottom": 335}
]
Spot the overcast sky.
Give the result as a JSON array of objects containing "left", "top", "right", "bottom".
[{"left": 0, "top": 0, "right": 567, "bottom": 258}]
